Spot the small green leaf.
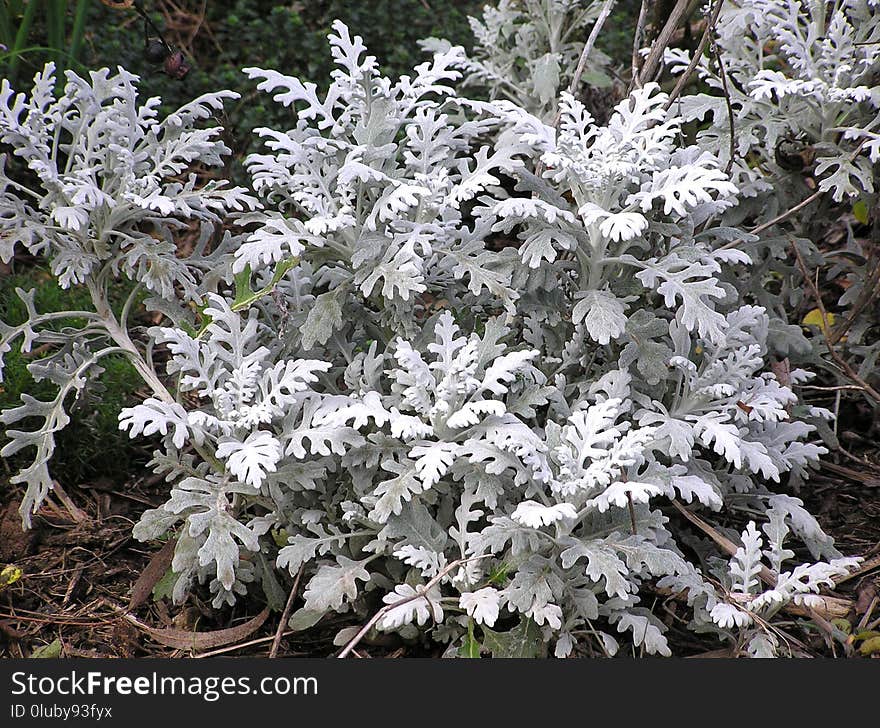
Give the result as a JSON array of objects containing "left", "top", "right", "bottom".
[
  {"left": 231, "top": 259, "right": 297, "bottom": 312},
  {"left": 232, "top": 264, "right": 255, "bottom": 308},
  {"left": 287, "top": 607, "right": 324, "bottom": 632},
  {"left": 488, "top": 563, "right": 510, "bottom": 586},
  {"left": 152, "top": 568, "right": 178, "bottom": 602},
  {"left": 853, "top": 199, "right": 869, "bottom": 225},
  {"left": 30, "top": 638, "right": 62, "bottom": 658}
]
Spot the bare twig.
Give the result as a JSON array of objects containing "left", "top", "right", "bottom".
[
  {"left": 710, "top": 34, "right": 736, "bottom": 175},
  {"left": 566, "top": 0, "right": 617, "bottom": 101},
  {"left": 536, "top": 0, "right": 617, "bottom": 180},
  {"left": 857, "top": 596, "right": 878, "bottom": 631},
  {"left": 719, "top": 139, "right": 870, "bottom": 251},
  {"left": 630, "top": 0, "right": 651, "bottom": 89},
  {"left": 637, "top": 0, "right": 690, "bottom": 86},
  {"left": 268, "top": 564, "right": 305, "bottom": 658},
  {"left": 718, "top": 189, "right": 824, "bottom": 251},
  {"left": 790, "top": 239, "right": 880, "bottom": 405},
  {"left": 832, "top": 554, "right": 880, "bottom": 586},
  {"left": 663, "top": 0, "right": 725, "bottom": 110},
  {"left": 829, "top": 259, "right": 880, "bottom": 346},
  {"left": 194, "top": 630, "right": 297, "bottom": 659},
  {"left": 670, "top": 501, "right": 852, "bottom": 621},
  {"left": 49, "top": 481, "right": 88, "bottom": 524},
  {"left": 336, "top": 556, "right": 489, "bottom": 659}
]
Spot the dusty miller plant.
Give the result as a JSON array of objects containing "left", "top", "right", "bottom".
[
  {"left": 667, "top": 0, "right": 880, "bottom": 404},
  {"left": 420, "top": 0, "right": 614, "bottom": 122},
  {"left": 0, "top": 20, "right": 857, "bottom": 655},
  {"left": 0, "top": 62, "right": 256, "bottom": 525}
]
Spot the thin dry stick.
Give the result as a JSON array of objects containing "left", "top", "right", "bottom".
[
  {"left": 268, "top": 564, "right": 305, "bottom": 658},
  {"left": 710, "top": 34, "right": 736, "bottom": 175},
  {"left": 195, "top": 630, "right": 297, "bottom": 659},
  {"left": 790, "top": 240, "right": 880, "bottom": 405},
  {"left": 336, "top": 556, "right": 489, "bottom": 659},
  {"left": 566, "top": 0, "right": 617, "bottom": 101},
  {"left": 670, "top": 501, "right": 852, "bottom": 621},
  {"left": 637, "top": 0, "right": 690, "bottom": 86},
  {"left": 630, "top": 0, "right": 651, "bottom": 89},
  {"left": 832, "top": 553, "right": 880, "bottom": 586},
  {"left": 828, "top": 261, "right": 880, "bottom": 346},
  {"left": 857, "top": 596, "right": 878, "bottom": 631},
  {"left": 663, "top": 0, "right": 724, "bottom": 110},
  {"left": 717, "top": 189, "right": 823, "bottom": 251}
]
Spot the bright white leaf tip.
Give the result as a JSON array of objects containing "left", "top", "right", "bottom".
[
  {"left": 379, "top": 584, "right": 443, "bottom": 630},
  {"left": 710, "top": 603, "right": 753, "bottom": 629},
  {"left": 459, "top": 587, "right": 501, "bottom": 627},
  {"left": 216, "top": 430, "right": 283, "bottom": 488},
  {"left": 511, "top": 500, "right": 577, "bottom": 528},
  {"left": 585, "top": 481, "right": 663, "bottom": 513}
]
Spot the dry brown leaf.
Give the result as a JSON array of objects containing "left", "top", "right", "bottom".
[
  {"left": 127, "top": 537, "right": 177, "bottom": 611},
  {"left": 125, "top": 608, "right": 270, "bottom": 652}
]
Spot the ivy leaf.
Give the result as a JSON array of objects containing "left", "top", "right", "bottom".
[{"left": 481, "top": 616, "right": 545, "bottom": 658}]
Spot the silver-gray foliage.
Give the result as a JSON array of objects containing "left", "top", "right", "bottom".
[{"left": 0, "top": 18, "right": 859, "bottom": 657}]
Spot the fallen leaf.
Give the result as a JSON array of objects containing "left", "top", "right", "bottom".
[
  {"left": 128, "top": 538, "right": 177, "bottom": 611},
  {"left": 855, "top": 582, "right": 877, "bottom": 616},
  {"left": 0, "top": 564, "right": 22, "bottom": 591},
  {"left": 126, "top": 608, "right": 270, "bottom": 651},
  {"left": 31, "top": 639, "right": 63, "bottom": 658},
  {"left": 802, "top": 308, "right": 836, "bottom": 336}
]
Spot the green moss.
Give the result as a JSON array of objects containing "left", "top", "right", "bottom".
[{"left": 0, "top": 269, "right": 147, "bottom": 486}]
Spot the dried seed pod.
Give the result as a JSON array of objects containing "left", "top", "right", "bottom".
[
  {"left": 144, "top": 38, "right": 169, "bottom": 64},
  {"left": 163, "top": 51, "right": 190, "bottom": 80}
]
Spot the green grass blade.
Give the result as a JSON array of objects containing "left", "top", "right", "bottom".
[
  {"left": 0, "top": 4, "right": 13, "bottom": 50},
  {"left": 68, "top": 0, "right": 88, "bottom": 63},
  {"left": 8, "top": 0, "right": 38, "bottom": 79},
  {"left": 0, "top": 45, "right": 89, "bottom": 73},
  {"left": 47, "top": 1, "right": 67, "bottom": 74}
]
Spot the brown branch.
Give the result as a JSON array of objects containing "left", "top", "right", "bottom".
[
  {"left": 637, "top": 0, "right": 690, "bottom": 86},
  {"left": 718, "top": 189, "right": 824, "bottom": 251},
  {"left": 710, "top": 34, "right": 736, "bottom": 175},
  {"left": 566, "top": 0, "right": 617, "bottom": 100},
  {"left": 828, "top": 258, "right": 880, "bottom": 346},
  {"left": 719, "top": 139, "right": 870, "bottom": 251},
  {"left": 630, "top": 0, "right": 651, "bottom": 89},
  {"left": 670, "top": 501, "right": 853, "bottom": 621},
  {"left": 663, "top": 0, "right": 725, "bottom": 110},
  {"left": 268, "top": 564, "right": 305, "bottom": 658}
]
